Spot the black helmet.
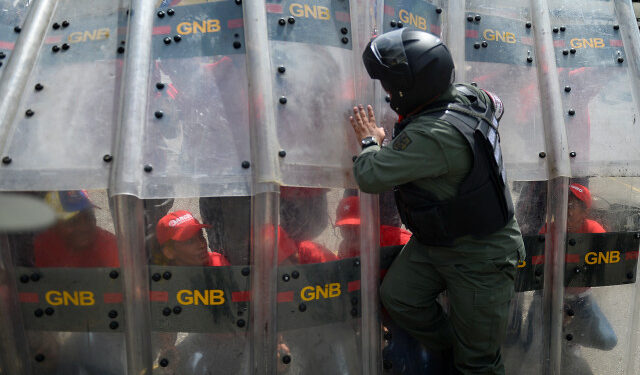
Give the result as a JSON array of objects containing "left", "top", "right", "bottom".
[{"left": 362, "top": 29, "right": 455, "bottom": 116}]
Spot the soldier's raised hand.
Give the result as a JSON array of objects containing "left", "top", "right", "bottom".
[{"left": 350, "top": 104, "right": 386, "bottom": 145}]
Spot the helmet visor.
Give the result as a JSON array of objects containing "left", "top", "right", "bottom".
[
  {"left": 362, "top": 29, "right": 412, "bottom": 89},
  {"left": 370, "top": 29, "right": 408, "bottom": 69}
]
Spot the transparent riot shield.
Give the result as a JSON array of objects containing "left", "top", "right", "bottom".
[
  {"left": 3, "top": 190, "right": 127, "bottom": 375},
  {"left": 145, "top": 196, "right": 251, "bottom": 375},
  {"left": 0, "top": 0, "right": 30, "bottom": 81},
  {"left": 506, "top": 174, "right": 640, "bottom": 375},
  {"left": 136, "top": 0, "right": 251, "bottom": 199},
  {"left": 546, "top": 2, "right": 640, "bottom": 373},
  {"left": 556, "top": 181, "right": 639, "bottom": 374},
  {"left": 0, "top": 1, "right": 128, "bottom": 192},
  {"left": 463, "top": 0, "right": 546, "bottom": 182},
  {"left": 509, "top": 177, "right": 640, "bottom": 375},
  {"left": 275, "top": 187, "right": 362, "bottom": 374},
  {"left": 548, "top": 0, "right": 640, "bottom": 178},
  {"left": 265, "top": 0, "right": 361, "bottom": 189}
]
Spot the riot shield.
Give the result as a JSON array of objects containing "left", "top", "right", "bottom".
[
  {"left": 136, "top": 0, "right": 251, "bottom": 198},
  {"left": 505, "top": 176, "right": 640, "bottom": 375},
  {"left": 557, "top": 178, "right": 640, "bottom": 375},
  {"left": 0, "top": 1, "right": 127, "bottom": 192},
  {"left": 264, "top": 0, "right": 364, "bottom": 189},
  {"left": 545, "top": 2, "right": 640, "bottom": 373},
  {"left": 463, "top": 0, "right": 546, "bottom": 181},
  {"left": 548, "top": 0, "right": 640, "bottom": 178},
  {"left": 5, "top": 190, "right": 127, "bottom": 375},
  {"left": 143, "top": 190, "right": 374, "bottom": 374},
  {"left": 144, "top": 197, "right": 251, "bottom": 375},
  {"left": 275, "top": 187, "right": 361, "bottom": 374}
]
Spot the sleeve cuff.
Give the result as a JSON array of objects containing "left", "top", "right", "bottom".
[{"left": 357, "top": 144, "right": 381, "bottom": 157}]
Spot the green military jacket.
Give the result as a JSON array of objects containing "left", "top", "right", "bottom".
[{"left": 353, "top": 84, "right": 525, "bottom": 264}]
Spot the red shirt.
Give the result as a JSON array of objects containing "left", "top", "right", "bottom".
[
  {"left": 578, "top": 219, "right": 606, "bottom": 234},
  {"left": 34, "top": 228, "right": 119, "bottom": 267},
  {"left": 540, "top": 219, "right": 606, "bottom": 234},
  {"left": 269, "top": 226, "right": 338, "bottom": 264},
  {"left": 339, "top": 225, "right": 412, "bottom": 259},
  {"left": 298, "top": 241, "right": 339, "bottom": 264},
  {"left": 207, "top": 251, "right": 230, "bottom": 266},
  {"left": 380, "top": 225, "right": 412, "bottom": 247}
]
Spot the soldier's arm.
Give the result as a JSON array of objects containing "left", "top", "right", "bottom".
[{"left": 353, "top": 126, "right": 448, "bottom": 194}]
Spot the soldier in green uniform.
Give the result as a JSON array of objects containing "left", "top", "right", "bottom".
[{"left": 350, "top": 29, "right": 525, "bottom": 374}]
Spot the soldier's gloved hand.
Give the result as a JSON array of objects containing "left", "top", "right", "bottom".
[{"left": 350, "top": 104, "right": 386, "bottom": 146}]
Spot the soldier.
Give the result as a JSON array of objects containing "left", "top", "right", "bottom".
[
  {"left": 278, "top": 187, "right": 337, "bottom": 264},
  {"left": 350, "top": 29, "right": 524, "bottom": 374}
]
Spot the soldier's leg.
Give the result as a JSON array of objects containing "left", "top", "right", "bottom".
[
  {"left": 380, "top": 241, "right": 453, "bottom": 350},
  {"left": 442, "top": 251, "right": 518, "bottom": 375}
]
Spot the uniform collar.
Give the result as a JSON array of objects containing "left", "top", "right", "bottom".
[{"left": 393, "top": 85, "right": 457, "bottom": 139}]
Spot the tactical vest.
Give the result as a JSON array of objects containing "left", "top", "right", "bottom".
[{"left": 393, "top": 86, "right": 514, "bottom": 247}]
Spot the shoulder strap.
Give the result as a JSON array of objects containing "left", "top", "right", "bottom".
[
  {"left": 393, "top": 86, "right": 498, "bottom": 136},
  {"left": 415, "top": 103, "right": 496, "bottom": 131}
]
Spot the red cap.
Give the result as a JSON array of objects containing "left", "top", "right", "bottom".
[
  {"left": 569, "top": 183, "right": 591, "bottom": 209},
  {"left": 156, "top": 211, "right": 210, "bottom": 245},
  {"left": 336, "top": 196, "right": 360, "bottom": 226}
]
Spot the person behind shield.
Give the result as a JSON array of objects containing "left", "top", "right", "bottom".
[
  {"left": 34, "top": 190, "right": 119, "bottom": 267},
  {"left": 154, "top": 211, "right": 237, "bottom": 375},
  {"left": 279, "top": 187, "right": 338, "bottom": 264},
  {"left": 536, "top": 183, "right": 616, "bottom": 374},
  {"left": 155, "top": 210, "right": 229, "bottom": 266},
  {"left": 349, "top": 29, "right": 525, "bottom": 374},
  {"left": 564, "top": 184, "right": 617, "bottom": 371},
  {"left": 261, "top": 224, "right": 338, "bottom": 266},
  {"left": 32, "top": 191, "right": 124, "bottom": 375}
]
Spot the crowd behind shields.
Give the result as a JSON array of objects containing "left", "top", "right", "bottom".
[{"left": 23, "top": 178, "right": 621, "bottom": 374}]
